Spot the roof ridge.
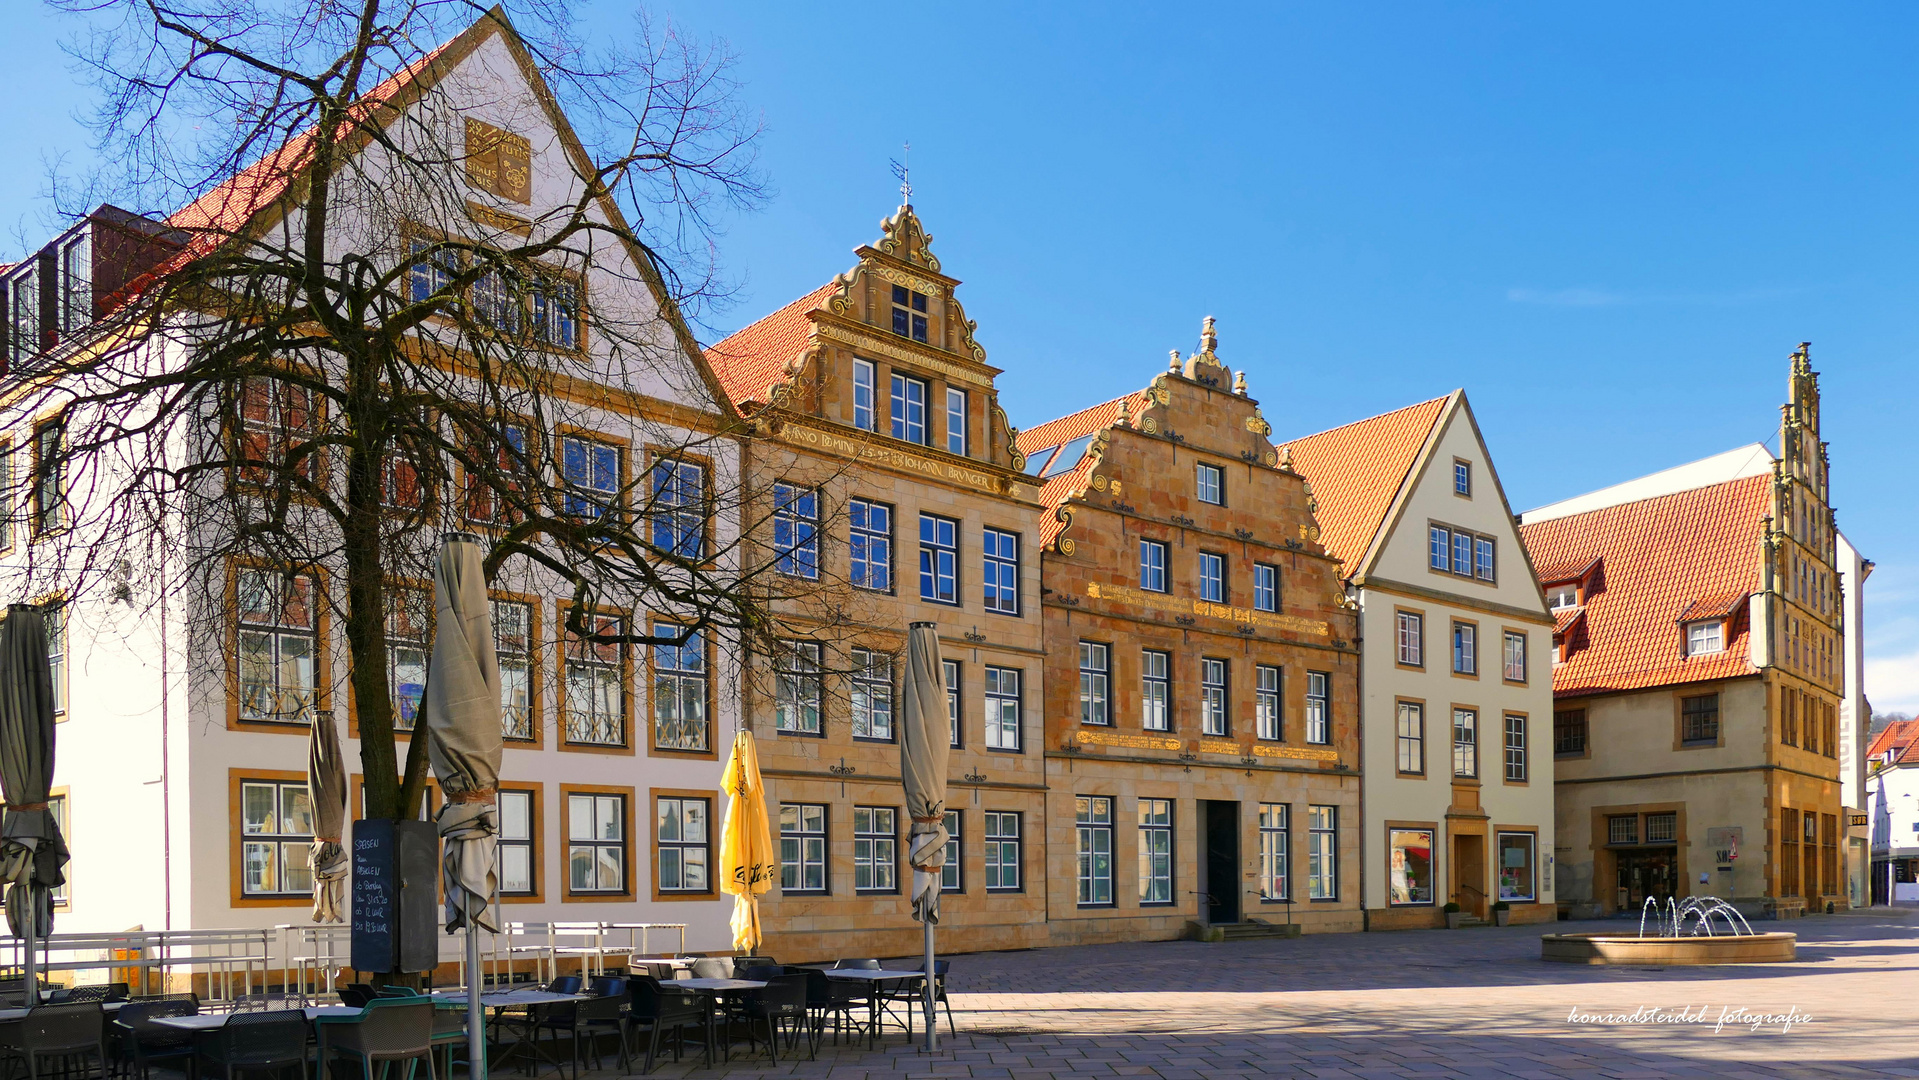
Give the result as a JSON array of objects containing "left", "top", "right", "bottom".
[
  {"left": 1526, "top": 471, "right": 1771, "bottom": 526},
  {"left": 1277, "top": 392, "right": 1454, "bottom": 447}
]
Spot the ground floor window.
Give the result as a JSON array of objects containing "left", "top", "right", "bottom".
[
  {"left": 567, "top": 792, "right": 626, "bottom": 894},
  {"left": 854, "top": 806, "right": 897, "bottom": 893},
  {"left": 1076, "top": 795, "right": 1114, "bottom": 906},
  {"left": 1307, "top": 805, "right": 1337, "bottom": 900},
  {"left": 985, "top": 812, "right": 1021, "bottom": 891},
  {"left": 779, "top": 803, "right": 827, "bottom": 893},
  {"left": 497, "top": 789, "right": 535, "bottom": 896},
  {"left": 1258, "top": 803, "right": 1289, "bottom": 901},
  {"left": 1137, "top": 798, "right": 1173, "bottom": 905},
  {"left": 655, "top": 796, "right": 710, "bottom": 893},
  {"left": 942, "top": 810, "right": 961, "bottom": 892},
  {"left": 1388, "top": 828, "right": 1433, "bottom": 905},
  {"left": 239, "top": 779, "right": 313, "bottom": 897},
  {"left": 1497, "top": 831, "right": 1536, "bottom": 902}
]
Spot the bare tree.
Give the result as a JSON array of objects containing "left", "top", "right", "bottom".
[{"left": 3, "top": 0, "right": 856, "bottom": 882}]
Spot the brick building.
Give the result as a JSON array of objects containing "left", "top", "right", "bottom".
[
  {"left": 1021, "top": 321, "right": 1364, "bottom": 941},
  {"left": 703, "top": 204, "right": 1049, "bottom": 961}
]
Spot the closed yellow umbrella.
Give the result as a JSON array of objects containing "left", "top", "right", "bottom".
[{"left": 719, "top": 730, "right": 776, "bottom": 953}]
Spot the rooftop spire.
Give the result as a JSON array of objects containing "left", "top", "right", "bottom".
[{"left": 891, "top": 142, "right": 912, "bottom": 206}]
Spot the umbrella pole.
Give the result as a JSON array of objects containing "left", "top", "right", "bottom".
[
  {"left": 21, "top": 886, "right": 36, "bottom": 1006},
  {"left": 922, "top": 917, "right": 936, "bottom": 1053},
  {"left": 466, "top": 923, "right": 485, "bottom": 1079}
]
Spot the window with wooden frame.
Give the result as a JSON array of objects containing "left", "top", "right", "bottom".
[
  {"left": 1452, "top": 621, "right": 1477, "bottom": 675},
  {"left": 463, "top": 422, "right": 529, "bottom": 526},
  {"left": 381, "top": 447, "right": 426, "bottom": 511},
  {"left": 1554, "top": 709, "right": 1588, "bottom": 756},
  {"left": 386, "top": 585, "right": 431, "bottom": 731},
  {"left": 47, "top": 792, "right": 68, "bottom": 906},
  {"left": 1453, "top": 459, "right": 1472, "bottom": 497},
  {"left": 1452, "top": 707, "right": 1478, "bottom": 778},
  {"left": 648, "top": 458, "right": 706, "bottom": 559},
  {"left": 1396, "top": 611, "right": 1424, "bottom": 667},
  {"left": 559, "top": 435, "right": 622, "bottom": 521},
  {"left": 918, "top": 512, "right": 957, "bottom": 603},
  {"left": 651, "top": 623, "right": 708, "bottom": 752},
  {"left": 1428, "top": 523, "right": 1496, "bottom": 583},
  {"left": 1307, "top": 805, "right": 1338, "bottom": 900},
  {"left": 945, "top": 388, "right": 968, "bottom": 456},
  {"left": 497, "top": 787, "right": 538, "bottom": 897},
  {"left": 655, "top": 795, "right": 711, "bottom": 894},
  {"left": 1075, "top": 796, "right": 1114, "bottom": 907},
  {"left": 1680, "top": 693, "right": 1719, "bottom": 746},
  {"left": 1503, "top": 631, "right": 1527, "bottom": 683},
  {"left": 562, "top": 611, "right": 626, "bottom": 747},
  {"left": 234, "top": 568, "right": 319, "bottom": 725},
  {"left": 565, "top": 789, "right": 628, "bottom": 895},
  {"left": 494, "top": 598, "right": 536, "bottom": 742},
  {"left": 238, "top": 778, "right": 313, "bottom": 898},
  {"left": 1503, "top": 714, "right": 1527, "bottom": 782},
  {"left": 1396, "top": 702, "right": 1424, "bottom": 775},
  {"left": 1195, "top": 462, "right": 1224, "bottom": 506},
  {"left": 235, "top": 378, "right": 319, "bottom": 486},
  {"left": 7, "top": 263, "right": 41, "bottom": 368}
]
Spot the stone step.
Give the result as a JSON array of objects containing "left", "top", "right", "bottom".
[{"left": 1196, "top": 921, "right": 1304, "bottom": 942}]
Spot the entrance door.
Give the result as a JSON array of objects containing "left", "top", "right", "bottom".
[
  {"left": 1453, "top": 833, "right": 1486, "bottom": 917},
  {"left": 1615, "top": 847, "right": 1678, "bottom": 910},
  {"left": 1203, "top": 801, "right": 1240, "bottom": 924}
]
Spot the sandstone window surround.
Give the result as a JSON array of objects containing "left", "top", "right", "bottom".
[
  {"left": 1256, "top": 664, "right": 1282, "bottom": 741},
  {"left": 1141, "top": 650, "right": 1171, "bottom": 732},
  {"left": 1078, "top": 643, "right": 1110, "bottom": 726},
  {"left": 1258, "top": 803, "right": 1290, "bottom": 902},
  {"left": 779, "top": 803, "right": 827, "bottom": 893},
  {"left": 1137, "top": 799, "right": 1174, "bottom": 906}
]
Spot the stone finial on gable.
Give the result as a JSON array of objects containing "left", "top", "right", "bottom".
[
  {"left": 1278, "top": 445, "right": 1295, "bottom": 473},
  {"left": 877, "top": 204, "right": 941, "bottom": 272},
  {"left": 1181, "top": 315, "right": 1229, "bottom": 385},
  {"left": 1168, "top": 349, "right": 1181, "bottom": 371},
  {"left": 1233, "top": 370, "right": 1249, "bottom": 396}
]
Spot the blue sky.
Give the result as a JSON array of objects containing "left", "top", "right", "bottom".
[{"left": 5, "top": 3, "right": 1915, "bottom": 711}]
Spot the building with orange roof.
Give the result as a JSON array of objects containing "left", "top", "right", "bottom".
[
  {"left": 1519, "top": 345, "right": 1850, "bottom": 917},
  {"left": 1022, "top": 321, "right": 1362, "bottom": 941},
  {"left": 702, "top": 203, "right": 1048, "bottom": 961},
  {"left": 1280, "top": 392, "right": 1557, "bottom": 928},
  {"left": 1865, "top": 718, "right": 1919, "bottom": 903}
]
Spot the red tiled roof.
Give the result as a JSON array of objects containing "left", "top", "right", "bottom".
[
  {"left": 702, "top": 281, "right": 839, "bottom": 414},
  {"left": 1518, "top": 475, "right": 1769, "bottom": 698},
  {"left": 1020, "top": 392, "right": 1150, "bottom": 548},
  {"left": 1534, "top": 555, "right": 1602, "bottom": 585},
  {"left": 1867, "top": 719, "right": 1919, "bottom": 764},
  {"left": 1552, "top": 606, "right": 1586, "bottom": 638},
  {"left": 1679, "top": 591, "right": 1750, "bottom": 624},
  {"left": 1277, "top": 395, "right": 1452, "bottom": 572}
]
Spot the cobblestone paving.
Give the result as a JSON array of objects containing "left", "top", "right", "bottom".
[{"left": 607, "top": 909, "right": 1919, "bottom": 1079}]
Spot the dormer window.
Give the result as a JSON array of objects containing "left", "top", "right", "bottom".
[
  {"left": 1685, "top": 620, "right": 1724, "bottom": 657},
  {"left": 1548, "top": 585, "right": 1579, "bottom": 611},
  {"left": 61, "top": 237, "right": 91, "bottom": 333},
  {"left": 891, "top": 285, "right": 929, "bottom": 343}
]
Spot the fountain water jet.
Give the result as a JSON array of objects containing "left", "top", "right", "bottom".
[{"left": 1542, "top": 895, "right": 1794, "bottom": 964}]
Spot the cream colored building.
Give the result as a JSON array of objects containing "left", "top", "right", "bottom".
[{"left": 1284, "top": 392, "right": 1558, "bottom": 928}]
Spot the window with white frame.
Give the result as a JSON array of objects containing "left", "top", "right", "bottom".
[
  {"left": 1196, "top": 462, "right": 1224, "bottom": 505},
  {"left": 1256, "top": 664, "right": 1282, "bottom": 740},
  {"left": 890, "top": 372, "right": 928, "bottom": 443},
  {"left": 854, "top": 806, "right": 897, "bottom": 892},
  {"left": 941, "top": 810, "right": 961, "bottom": 892},
  {"left": 851, "top": 647, "right": 895, "bottom": 741},
  {"left": 1137, "top": 799, "right": 1173, "bottom": 905},
  {"left": 495, "top": 599, "right": 534, "bottom": 741},
  {"left": 240, "top": 780, "right": 313, "bottom": 896},
  {"left": 983, "top": 528, "right": 1020, "bottom": 614},
  {"left": 649, "top": 460, "right": 705, "bottom": 559},
  {"left": 653, "top": 625, "right": 708, "bottom": 752},
  {"left": 1305, "top": 671, "right": 1330, "bottom": 744},
  {"left": 849, "top": 498, "right": 892, "bottom": 592},
  {"left": 1307, "top": 805, "right": 1338, "bottom": 900},
  {"left": 1141, "top": 650, "right": 1171, "bottom": 732},
  {"left": 944, "top": 659, "right": 961, "bottom": 748},
  {"left": 985, "top": 811, "right": 1021, "bottom": 891},
  {"left": 984, "top": 666, "right": 1021, "bottom": 750},
  {"left": 1454, "top": 460, "right": 1471, "bottom": 496},
  {"left": 1503, "top": 631, "right": 1527, "bottom": 682},
  {"left": 1258, "top": 802, "right": 1289, "bottom": 901},
  {"left": 773, "top": 483, "right": 819, "bottom": 579},
  {"left": 1397, "top": 701, "right": 1424, "bottom": 774},
  {"left": 945, "top": 387, "right": 967, "bottom": 455},
  {"left": 497, "top": 789, "right": 534, "bottom": 895},
  {"left": 1253, "top": 563, "right": 1279, "bottom": 612},
  {"left": 1078, "top": 643, "right": 1109, "bottom": 726},
  {"left": 1075, "top": 796, "right": 1114, "bottom": 906},
  {"left": 1429, "top": 524, "right": 1495, "bottom": 583},
  {"left": 1198, "top": 552, "right": 1226, "bottom": 603},
  {"left": 1201, "top": 658, "right": 1229, "bottom": 736},
  {"left": 44, "top": 603, "right": 66, "bottom": 717},
  {"left": 919, "top": 513, "right": 958, "bottom": 604},
  {"left": 1453, "top": 708, "right": 1478, "bottom": 778},
  {"left": 1396, "top": 611, "right": 1423, "bottom": 666},
  {"left": 1686, "top": 620, "right": 1724, "bottom": 656},
  {"left": 235, "top": 569, "right": 318, "bottom": 724},
  {"left": 775, "top": 641, "right": 823, "bottom": 734},
  {"left": 852, "top": 359, "right": 877, "bottom": 431},
  {"left": 779, "top": 804, "right": 827, "bottom": 893},
  {"left": 1139, "top": 539, "right": 1168, "bottom": 592},
  {"left": 1547, "top": 584, "right": 1579, "bottom": 610},
  {"left": 563, "top": 613, "right": 625, "bottom": 746},
  {"left": 560, "top": 435, "right": 620, "bottom": 520},
  {"left": 46, "top": 794, "right": 67, "bottom": 905},
  {"left": 567, "top": 793, "right": 625, "bottom": 893},
  {"left": 656, "top": 796, "right": 710, "bottom": 893},
  {"left": 1452, "top": 622, "right": 1477, "bottom": 675}
]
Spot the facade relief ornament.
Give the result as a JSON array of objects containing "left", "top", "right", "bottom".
[
  {"left": 877, "top": 205, "right": 942, "bottom": 272},
  {"left": 1244, "top": 409, "right": 1273, "bottom": 437},
  {"left": 994, "top": 404, "right": 1025, "bottom": 472}
]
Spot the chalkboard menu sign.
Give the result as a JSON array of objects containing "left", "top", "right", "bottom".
[{"left": 351, "top": 818, "right": 439, "bottom": 974}]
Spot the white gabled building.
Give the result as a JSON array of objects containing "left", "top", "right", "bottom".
[
  {"left": 0, "top": 13, "right": 748, "bottom": 969},
  {"left": 1283, "top": 392, "right": 1558, "bottom": 928}
]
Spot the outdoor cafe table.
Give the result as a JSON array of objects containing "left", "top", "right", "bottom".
[
  {"left": 430, "top": 988, "right": 588, "bottom": 1076},
  {"left": 820, "top": 969, "right": 926, "bottom": 1048},
  {"left": 150, "top": 1005, "right": 363, "bottom": 1031},
  {"left": 659, "top": 978, "right": 766, "bottom": 1065}
]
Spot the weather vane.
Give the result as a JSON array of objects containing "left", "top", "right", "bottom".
[{"left": 891, "top": 142, "right": 911, "bottom": 205}]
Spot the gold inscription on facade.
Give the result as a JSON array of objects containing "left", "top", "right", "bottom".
[
  {"left": 778, "top": 423, "right": 1000, "bottom": 492},
  {"left": 464, "top": 118, "right": 531, "bottom": 204},
  {"left": 1200, "top": 739, "right": 1243, "bottom": 756},
  {"left": 1253, "top": 744, "right": 1341, "bottom": 762},
  {"left": 828, "top": 325, "right": 993, "bottom": 389},
  {"left": 1085, "top": 582, "right": 1331, "bottom": 637},
  {"left": 1074, "top": 729, "right": 1182, "bottom": 752}
]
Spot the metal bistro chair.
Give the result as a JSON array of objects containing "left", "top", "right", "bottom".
[
  {"left": 800, "top": 969, "right": 867, "bottom": 1048},
  {"left": 685, "top": 959, "right": 731, "bottom": 981},
  {"left": 113, "top": 998, "right": 200, "bottom": 1080},
  {"left": 569, "top": 979, "right": 627, "bottom": 1075},
  {"left": 725, "top": 973, "right": 813, "bottom": 1065},
  {"left": 315, "top": 1000, "right": 437, "bottom": 1080},
  {"left": 910, "top": 959, "right": 957, "bottom": 1037},
  {"left": 4, "top": 1002, "right": 110, "bottom": 1080},
  {"left": 624, "top": 976, "right": 708, "bottom": 1076},
  {"left": 195, "top": 1009, "right": 311, "bottom": 1080}
]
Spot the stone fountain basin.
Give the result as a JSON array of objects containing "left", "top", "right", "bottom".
[{"left": 1540, "top": 931, "right": 1797, "bottom": 965}]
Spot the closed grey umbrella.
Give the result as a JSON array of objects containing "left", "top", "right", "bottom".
[
  {"left": 0, "top": 604, "right": 68, "bottom": 1004},
  {"left": 307, "top": 709, "right": 348, "bottom": 923},
  {"left": 899, "top": 621, "right": 949, "bottom": 1052},
  {"left": 423, "top": 534, "right": 501, "bottom": 1080}
]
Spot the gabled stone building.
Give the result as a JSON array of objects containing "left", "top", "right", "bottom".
[
  {"left": 1021, "top": 321, "right": 1363, "bottom": 941},
  {"left": 703, "top": 205, "right": 1049, "bottom": 961}
]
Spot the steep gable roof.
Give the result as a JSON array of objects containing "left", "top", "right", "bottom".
[
  {"left": 1867, "top": 719, "right": 1919, "bottom": 766},
  {"left": 1276, "top": 395, "right": 1451, "bottom": 573},
  {"left": 1518, "top": 475, "right": 1769, "bottom": 698},
  {"left": 1018, "top": 392, "right": 1149, "bottom": 548},
  {"left": 702, "top": 281, "right": 839, "bottom": 415}
]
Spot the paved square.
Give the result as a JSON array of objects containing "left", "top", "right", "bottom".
[{"left": 618, "top": 908, "right": 1918, "bottom": 1078}]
